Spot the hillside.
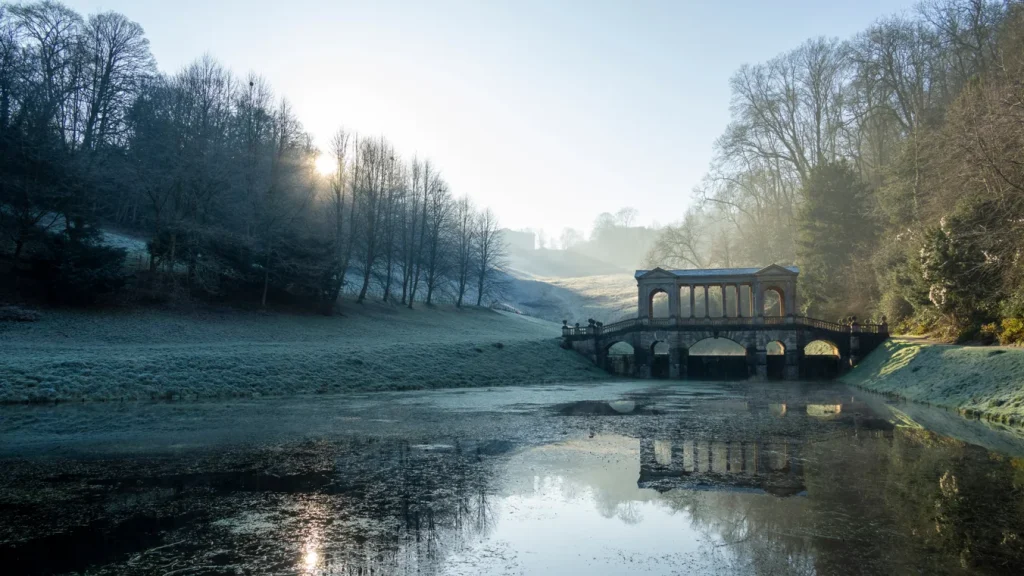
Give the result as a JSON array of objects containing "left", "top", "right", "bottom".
[
  {"left": 504, "top": 273, "right": 638, "bottom": 324},
  {"left": 0, "top": 302, "right": 609, "bottom": 403},
  {"left": 500, "top": 241, "right": 640, "bottom": 324},
  {"left": 842, "top": 338, "right": 1024, "bottom": 425}
]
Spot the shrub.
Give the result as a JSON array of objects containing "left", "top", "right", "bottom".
[
  {"left": 998, "top": 318, "right": 1024, "bottom": 345},
  {"left": 28, "top": 233, "right": 127, "bottom": 305},
  {"left": 979, "top": 322, "right": 999, "bottom": 345}
]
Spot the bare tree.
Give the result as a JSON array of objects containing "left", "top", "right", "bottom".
[
  {"left": 81, "top": 11, "right": 154, "bottom": 150},
  {"left": 399, "top": 158, "right": 422, "bottom": 305},
  {"left": 354, "top": 137, "right": 391, "bottom": 303},
  {"left": 453, "top": 195, "right": 475, "bottom": 307},
  {"left": 645, "top": 207, "right": 712, "bottom": 269},
  {"left": 407, "top": 159, "right": 434, "bottom": 308},
  {"left": 474, "top": 208, "right": 506, "bottom": 306},
  {"left": 324, "top": 128, "right": 351, "bottom": 304},
  {"left": 615, "top": 207, "right": 638, "bottom": 227},
  {"left": 423, "top": 181, "right": 453, "bottom": 305},
  {"left": 559, "top": 227, "right": 584, "bottom": 250}
]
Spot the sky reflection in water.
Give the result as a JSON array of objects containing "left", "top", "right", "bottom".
[{"left": 2, "top": 384, "right": 1024, "bottom": 575}]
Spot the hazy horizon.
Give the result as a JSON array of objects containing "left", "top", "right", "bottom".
[{"left": 64, "top": 0, "right": 916, "bottom": 237}]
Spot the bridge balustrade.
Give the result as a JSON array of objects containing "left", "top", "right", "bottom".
[{"left": 562, "top": 314, "right": 887, "bottom": 342}]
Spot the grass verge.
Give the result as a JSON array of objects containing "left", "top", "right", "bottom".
[{"left": 842, "top": 338, "right": 1024, "bottom": 425}]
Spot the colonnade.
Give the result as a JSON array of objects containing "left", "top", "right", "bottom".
[
  {"left": 679, "top": 283, "right": 759, "bottom": 318},
  {"left": 636, "top": 266, "right": 799, "bottom": 321}
]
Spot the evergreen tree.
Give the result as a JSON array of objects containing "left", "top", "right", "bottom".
[{"left": 796, "top": 162, "right": 874, "bottom": 319}]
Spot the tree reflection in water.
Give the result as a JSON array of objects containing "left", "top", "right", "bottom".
[
  {"left": 279, "top": 439, "right": 499, "bottom": 575},
  {"left": 3, "top": 400, "right": 1024, "bottom": 575},
  {"left": 643, "top": 426, "right": 1024, "bottom": 575}
]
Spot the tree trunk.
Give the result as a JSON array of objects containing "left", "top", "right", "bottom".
[
  {"left": 261, "top": 240, "right": 272, "bottom": 309},
  {"left": 357, "top": 264, "right": 372, "bottom": 303}
]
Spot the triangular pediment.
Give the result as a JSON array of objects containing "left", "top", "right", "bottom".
[
  {"left": 635, "top": 267, "right": 677, "bottom": 280},
  {"left": 755, "top": 264, "right": 798, "bottom": 276}
]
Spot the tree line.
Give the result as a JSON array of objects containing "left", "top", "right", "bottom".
[
  {"left": 0, "top": 1, "right": 506, "bottom": 310},
  {"left": 647, "top": 0, "right": 1024, "bottom": 341}
]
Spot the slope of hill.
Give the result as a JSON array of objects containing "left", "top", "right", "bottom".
[{"left": 0, "top": 302, "right": 609, "bottom": 403}]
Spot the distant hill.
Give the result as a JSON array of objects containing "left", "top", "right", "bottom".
[
  {"left": 505, "top": 244, "right": 628, "bottom": 279},
  {"left": 501, "top": 272, "right": 638, "bottom": 325}
]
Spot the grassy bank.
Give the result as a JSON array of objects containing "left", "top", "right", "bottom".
[
  {"left": 0, "top": 302, "right": 609, "bottom": 403},
  {"left": 842, "top": 338, "right": 1024, "bottom": 425}
]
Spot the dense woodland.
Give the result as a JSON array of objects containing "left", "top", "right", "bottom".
[
  {"left": 644, "top": 0, "right": 1024, "bottom": 341},
  {"left": 3, "top": 0, "right": 1023, "bottom": 342},
  {"left": 0, "top": 1, "right": 506, "bottom": 311}
]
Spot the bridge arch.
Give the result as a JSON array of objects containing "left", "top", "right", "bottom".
[
  {"left": 804, "top": 340, "right": 840, "bottom": 356},
  {"left": 604, "top": 340, "right": 635, "bottom": 376},
  {"left": 803, "top": 339, "right": 841, "bottom": 380},
  {"left": 766, "top": 340, "right": 786, "bottom": 380},
  {"left": 688, "top": 337, "right": 748, "bottom": 380},
  {"left": 605, "top": 340, "right": 635, "bottom": 356}
]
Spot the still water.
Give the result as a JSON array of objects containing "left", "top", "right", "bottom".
[{"left": 1, "top": 381, "right": 1023, "bottom": 575}]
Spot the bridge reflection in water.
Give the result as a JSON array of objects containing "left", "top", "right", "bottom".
[
  {"left": 639, "top": 437, "right": 806, "bottom": 497},
  {"left": 637, "top": 400, "right": 884, "bottom": 498}
]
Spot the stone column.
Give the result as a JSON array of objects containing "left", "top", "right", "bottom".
[
  {"left": 755, "top": 345, "right": 768, "bottom": 379},
  {"left": 689, "top": 285, "right": 695, "bottom": 318},
  {"left": 637, "top": 282, "right": 647, "bottom": 319},
  {"left": 634, "top": 336, "right": 650, "bottom": 378},
  {"left": 786, "top": 280, "right": 797, "bottom": 317},
  {"left": 784, "top": 348, "right": 800, "bottom": 380},
  {"left": 703, "top": 285, "right": 710, "bottom": 318},
  {"left": 721, "top": 284, "right": 728, "bottom": 318},
  {"left": 669, "top": 284, "right": 681, "bottom": 319},
  {"left": 669, "top": 346, "right": 682, "bottom": 379},
  {"left": 753, "top": 280, "right": 763, "bottom": 321},
  {"left": 735, "top": 285, "right": 743, "bottom": 318}
]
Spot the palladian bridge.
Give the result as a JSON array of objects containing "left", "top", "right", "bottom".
[{"left": 561, "top": 265, "right": 888, "bottom": 380}]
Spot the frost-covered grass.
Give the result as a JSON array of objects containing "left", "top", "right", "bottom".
[
  {"left": 0, "top": 302, "right": 609, "bottom": 403},
  {"left": 506, "top": 273, "right": 637, "bottom": 324},
  {"left": 842, "top": 338, "right": 1024, "bottom": 425}
]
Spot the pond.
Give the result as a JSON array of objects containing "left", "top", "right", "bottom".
[{"left": 1, "top": 381, "right": 1023, "bottom": 575}]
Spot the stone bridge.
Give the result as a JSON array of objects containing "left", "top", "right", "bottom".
[{"left": 561, "top": 265, "right": 888, "bottom": 380}]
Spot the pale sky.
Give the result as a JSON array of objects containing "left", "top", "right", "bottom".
[{"left": 66, "top": 0, "right": 916, "bottom": 237}]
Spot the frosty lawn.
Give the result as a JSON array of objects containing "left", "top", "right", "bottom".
[
  {"left": 842, "top": 339, "right": 1024, "bottom": 425},
  {"left": 0, "top": 303, "right": 610, "bottom": 403}
]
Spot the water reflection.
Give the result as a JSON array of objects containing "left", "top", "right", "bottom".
[{"left": 3, "top": 388, "right": 1024, "bottom": 575}]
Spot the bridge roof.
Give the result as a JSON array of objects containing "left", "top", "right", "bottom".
[{"left": 634, "top": 265, "right": 799, "bottom": 279}]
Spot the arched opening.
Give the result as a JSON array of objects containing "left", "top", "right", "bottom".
[
  {"left": 687, "top": 337, "right": 748, "bottom": 381},
  {"left": 766, "top": 340, "right": 786, "bottom": 380},
  {"left": 605, "top": 341, "right": 635, "bottom": 376},
  {"left": 763, "top": 288, "right": 785, "bottom": 317},
  {"left": 651, "top": 341, "right": 670, "bottom": 379},
  {"left": 649, "top": 289, "right": 669, "bottom": 319},
  {"left": 803, "top": 340, "right": 840, "bottom": 380}
]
